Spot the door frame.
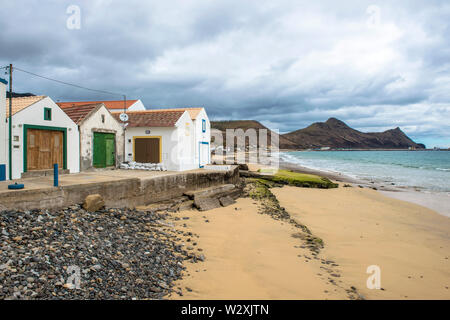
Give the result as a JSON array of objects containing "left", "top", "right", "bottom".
[
  {"left": 132, "top": 136, "right": 162, "bottom": 163},
  {"left": 23, "top": 124, "right": 68, "bottom": 172},
  {"left": 199, "top": 141, "right": 210, "bottom": 168}
]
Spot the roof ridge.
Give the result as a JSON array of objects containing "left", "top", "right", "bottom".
[
  {"left": 62, "top": 102, "right": 105, "bottom": 109},
  {"left": 58, "top": 99, "right": 138, "bottom": 103},
  {"left": 111, "top": 109, "right": 185, "bottom": 114}
]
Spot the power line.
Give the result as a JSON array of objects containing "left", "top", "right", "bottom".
[{"left": 13, "top": 66, "right": 125, "bottom": 98}]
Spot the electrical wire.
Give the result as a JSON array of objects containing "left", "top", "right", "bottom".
[{"left": 13, "top": 66, "right": 125, "bottom": 98}]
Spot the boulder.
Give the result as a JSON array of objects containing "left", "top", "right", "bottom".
[
  {"left": 237, "top": 163, "right": 249, "bottom": 171},
  {"left": 194, "top": 197, "right": 221, "bottom": 211},
  {"left": 184, "top": 184, "right": 236, "bottom": 199},
  {"left": 175, "top": 200, "right": 194, "bottom": 211},
  {"left": 83, "top": 194, "right": 105, "bottom": 212},
  {"left": 219, "top": 196, "right": 236, "bottom": 207}
]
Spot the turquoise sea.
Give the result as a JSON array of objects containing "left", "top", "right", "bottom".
[{"left": 280, "top": 151, "right": 450, "bottom": 193}]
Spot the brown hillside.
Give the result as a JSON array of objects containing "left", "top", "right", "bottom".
[
  {"left": 282, "top": 118, "right": 425, "bottom": 149},
  {"left": 210, "top": 120, "right": 297, "bottom": 149}
]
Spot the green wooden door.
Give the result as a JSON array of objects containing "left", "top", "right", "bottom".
[
  {"left": 93, "top": 132, "right": 115, "bottom": 168},
  {"left": 105, "top": 137, "right": 115, "bottom": 166}
]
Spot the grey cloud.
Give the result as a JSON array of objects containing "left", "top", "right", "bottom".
[{"left": 0, "top": 0, "right": 449, "bottom": 147}]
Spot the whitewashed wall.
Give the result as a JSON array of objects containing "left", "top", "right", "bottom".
[
  {"left": 177, "top": 111, "right": 196, "bottom": 171},
  {"left": 128, "top": 100, "right": 146, "bottom": 111},
  {"left": 79, "top": 105, "right": 124, "bottom": 170},
  {"left": 9, "top": 97, "right": 79, "bottom": 179},
  {"left": 0, "top": 80, "right": 6, "bottom": 172},
  {"left": 124, "top": 111, "right": 196, "bottom": 171},
  {"left": 193, "top": 108, "right": 211, "bottom": 167}
]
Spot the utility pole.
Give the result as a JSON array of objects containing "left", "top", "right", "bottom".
[
  {"left": 8, "top": 64, "right": 12, "bottom": 180},
  {"left": 123, "top": 95, "right": 126, "bottom": 164}
]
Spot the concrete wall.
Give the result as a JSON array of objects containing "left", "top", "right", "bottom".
[
  {"left": 79, "top": 105, "right": 124, "bottom": 170},
  {"left": 0, "top": 80, "right": 6, "bottom": 176},
  {"left": 9, "top": 97, "right": 79, "bottom": 179},
  {"left": 0, "top": 166, "right": 239, "bottom": 211},
  {"left": 124, "top": 111, "right": 197, "bottom": 171}
]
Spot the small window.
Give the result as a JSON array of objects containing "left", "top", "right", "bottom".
[
  {"left": 101, "top": 114, "right": 105, "bottom": 123},
  {"left": 44, "top": 108, "right": 52, "bottom": 121},
  {"left": 202, "top": 119, "right": 206, "bottom": 133}
]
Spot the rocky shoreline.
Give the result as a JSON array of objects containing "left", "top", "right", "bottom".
[
  {"left": 0, "top": 206, "right": 203, "bottom": 300},
  {"left": 1, "top": 171, "right": 364, "bottom": 300}
]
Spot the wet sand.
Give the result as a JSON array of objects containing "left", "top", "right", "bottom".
[
  {"left": 169, "top": 185, "right": 449, "bottom": 300},
  {"left": 169, "top": 198, "right": 353, "bottom": 300},
  {"left": 272, "top": 185, "right": 450, "bottom": 299}
]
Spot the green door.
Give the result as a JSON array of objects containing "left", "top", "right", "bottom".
[
  {"left": 105, "top": 137, "right": 115, "bottom": 166},
  {"left": 93, "top": 132, "right": 115, "bottom": 168}
]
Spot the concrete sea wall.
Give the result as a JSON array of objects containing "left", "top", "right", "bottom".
[{"left": 0, "top": 166, "right": 239, "bottom": 211}]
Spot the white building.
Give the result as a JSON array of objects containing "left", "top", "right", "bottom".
[
  {"left": 112, "top": 109, "right": 200, "bottom": 171},
  {"left": 5, "top": 96, "right": 79, "bottom": 179},
  {"left": 61, "top": 103, "right": 124, "bottom": 171},
  {"left": 57, "top": 99, "right": 145, "bottom": 112},
  {"left": 148, "top": 108, "right": 211, "bottom": 167},
  {"left": 192, "top": 108, "right": 211, "bottom": 168},
  {"left": 0, "top": 78, "right": 7, "bottom": 180}
]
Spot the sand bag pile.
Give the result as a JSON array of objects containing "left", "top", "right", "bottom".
[{"left": 120, "top": 162, "right": 167, "bottom": 171}]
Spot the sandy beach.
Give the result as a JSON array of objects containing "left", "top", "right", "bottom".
[{"left": 168, "top": 159, "right": 450, "bottom": 300}]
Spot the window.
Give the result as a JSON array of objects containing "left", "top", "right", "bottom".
[
  {"left": 202, "top": 119, "right": 206, "bottom": 133},
  {"left": 101, "top": 114, "right": 105, "bottom": 123},
  {"left": 44, "top": 108, "right": 52, "bottom": 121}
]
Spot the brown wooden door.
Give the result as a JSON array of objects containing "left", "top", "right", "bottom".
[
  {"left": 134, "top": 138, "right": 160, "bottom": 163},
  {"left": 27, "top": 129, "right": 63, "bottom": 171}
]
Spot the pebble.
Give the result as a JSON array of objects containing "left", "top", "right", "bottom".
[{"left": 0, "top": 205, "right": 197, "bottom": 300}]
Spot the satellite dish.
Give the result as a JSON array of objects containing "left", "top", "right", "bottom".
[{"left": 119, "top": 113, "right": 129, "bottom": 122}]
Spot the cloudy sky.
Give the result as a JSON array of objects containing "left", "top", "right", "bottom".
[{"left": 1, "top": 0, "right": 449, "bottom": 147}]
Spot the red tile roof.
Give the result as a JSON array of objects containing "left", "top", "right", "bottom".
[
  {"left": 111, "top": 110, "right": 185, "bottom": 127},
  {"left": 62, "top": 103, "right": 103, "bottom": 124},
  {"left": 7, "top": 96, "right": 46, "bottom": 117},
  {"left": 150, "top": 108, "right": 203, "bottom": 120},
  {"left": 57, "top": 100, "right": 138, "bottom": 110}
]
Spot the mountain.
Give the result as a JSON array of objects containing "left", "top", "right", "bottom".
[
  {"left": 282, "top": 118, "right": 425, "bottom": 149},
  {"left": 210, "top": 120, "right": 298, "bottom": 149}
]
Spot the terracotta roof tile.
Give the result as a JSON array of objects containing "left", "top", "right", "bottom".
[
  {"left": 57, "top": 100, "right": 138, "bottom": 110},
  {"left": 62, "top": 103, "right": 103, "bottom": 124},
  {"left": 6, "top": 96, "right": 46, "bottom": 117},
  {"left": 149, "top": 108, "right": 203, "bottom": 120},
  {"left": 112, "top": 110, "right": 185, "bottom": 127}
]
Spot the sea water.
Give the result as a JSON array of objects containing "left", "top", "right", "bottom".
[{"left": 280, "top": 150, "right": 450, "bottom": 193}]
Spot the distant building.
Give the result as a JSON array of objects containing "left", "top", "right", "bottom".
[
  {"left": 57, "top": 99, "right": 145, "bottom": 112},
  {"left": 62, "top": 103, "right": 124, "bottom": 171}
]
